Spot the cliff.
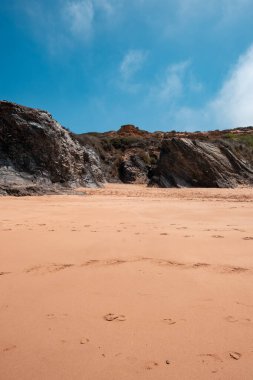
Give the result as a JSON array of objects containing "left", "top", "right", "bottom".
[
  {"left": 76, "top": 125, "right": 253, "bottom": 187},
  {"left": 0, "top": 101, "right": 104, "bottom": 195},
  {"left": 1, "top": 102, "right": 253, "bottom": 193},
  {"left": 149, "top": 138, "right": 253, "bottom": 188}
]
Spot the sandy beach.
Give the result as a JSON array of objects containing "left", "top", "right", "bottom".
[{"left": 0, "top": 184, "right": 253, "bottom": 380}]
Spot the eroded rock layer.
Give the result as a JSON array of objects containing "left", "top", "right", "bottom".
[
  {"left": 0, "top": 101, "right": 104, "bottom": 195},
  {"left": 149, "top": 138, "right": 253, "bottom": 188}
]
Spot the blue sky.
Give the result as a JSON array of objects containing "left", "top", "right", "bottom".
[{"left": 1, "top": 0, "right": 253, "bottom": 133}]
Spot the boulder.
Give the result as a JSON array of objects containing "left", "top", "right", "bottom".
[
  {"left": 149, "top": 138, "right": 253, "bottom": 188},
  {"left": 0, "top": 101, "right": 104, "bottom": 195}
]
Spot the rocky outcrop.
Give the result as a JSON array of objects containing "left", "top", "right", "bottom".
[
  {"left": 119, "top": 154, "right": 150, "bottom": 184},
  {"left": 0, "top": 101, "right": 104, "bottom": 195},
  {"left": 1, "top": 102, "right": 252, "bottom": 193},
  {"left": 75, "top": 131, "right": 161, "bottom": 184},
  {"left": 117, "top": 125, "right": 148, "bottom": 137},
  {"left": 150, "top": 138, "right": 253, "bottom": 188}
]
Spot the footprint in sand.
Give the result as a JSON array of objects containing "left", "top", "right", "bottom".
[
  {"left": 225, "top": 315, "right": 251, "bottom": 323},
  {"left": 81, "top": 260, "right": 100, "bottom": 266},
  {"left": 46, "top": 313, "right": 68, "bottom": 319},
  {"left": 223, "top": 266, "right": 248, "bottom": 274},
  {"left": 236, "top": 301, "right": 253, "bottom": 308},
  {"left": 192, "top": 263, "right": 210, "bottom": 268},
  {"left": 229, "top": 352, "right": 241, "bottom": 360},
  {"left": 225, "top": 315, "right": 238, "bottom": 323},
  {"left": 80, "top": 338, "right": 90, "bottom": 345},
  {"left": 0, "top": 272, "right": 11, "bottom": 276},
  {"left": 199, "top": 353, "right": 223, "bottom": 363},
  {"left": 145, "top": 361, "right": 159, "bottom": 370},
  {"left": 163, "top": 318, "right": 176, "bottom": 325},
  {"left": 212, "top": 235, "right": 224, "bottom": 239},
  {"left": 26, "top": 263, "right": 73, "bottom": 274},
  {"left": 105, "top": 259, "right": 126, "bottom": 266},
  {"left": 243, "top": 237, "right": 253, "bottom": 241},
  {"left": 47, "top": 313, "right": 56, "bottom": 319},
  {"left": 103, "top": 313, "right": 126, "bottom": 322},
  {"left": 160, "top": 233, "right": 168, "bottom": 236},
  {"left": 3, "top": 345, "right": 16, "bottom": 353}
]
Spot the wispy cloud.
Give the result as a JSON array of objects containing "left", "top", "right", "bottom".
[
  {"left": 168, "top": 43, "right": 253, "bottom": 131},
  {"left": 147, "top": 59, "right": 204, "bottom": 108},
  {"left": 210, "top": 43, "right": 253, "bottom": 127},
  {"left": 63, "top": 0, "right": 118, "bottom": 38},
  {"left": 119, "top": 49, "right": 148, "bottom": 81},
  {"left": 117, "top": 49, "right": 148, "bottom": 93},
  {"left": 21, "top": 0, "right": 118, "bottom": 53},
  {"left": 63, "top": 0, "right": 94, "bottom": 39},
  {"left": 156, "top": 61, "right": 190, "bottom": 102}
]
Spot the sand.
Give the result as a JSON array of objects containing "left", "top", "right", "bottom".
[{"left": 0, "top": 184, "right": 253, "bottom": 379}]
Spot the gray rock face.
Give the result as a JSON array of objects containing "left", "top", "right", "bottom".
[
  {"left": 150, "top": 138, "right": 253, "bottom": 188},
  {"left": 0, "top": 101, "right": 104, "bottom": 195},
  {"left": 119, "top": 154, "right": 149, "bottom": 184}
]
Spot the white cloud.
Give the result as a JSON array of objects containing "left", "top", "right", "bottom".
[
  {"left": 210, "top": 44, "right": 253, "bottom": 127},
  {"left": 21, "top": 0, "right": 118, "bottom": 52},
  {"left": 157, "top": 61, "right": 190, "bottom": 101},
  {"left": 167, "top": 43, "right": 253, "bottom": 131},
  {"left": 188, "top": 74, "right": 203, "bottom": 93},
  {"left": 120, "top": 50, "right": 148, "bottom": 81},
  {"left": 63, "top": 0, "right": 94, "bottom": 39}
]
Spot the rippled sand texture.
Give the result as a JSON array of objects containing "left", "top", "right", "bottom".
[{"left": 0, "top": 184, "right": 253, "bottom": 379}]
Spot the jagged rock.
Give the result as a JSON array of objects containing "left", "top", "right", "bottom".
[
  {"left": 149, "top": 138, "right": 253, "bottom": 188},
  {"left": 0, "top": 101, "right": 104, "bottom": 195},
  {"left": 119, "top": 154, "right": 149, "bottom": 184}
]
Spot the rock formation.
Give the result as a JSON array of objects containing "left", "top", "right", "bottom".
[
  {"left": 1, "top": 101, "right": 252, "bottom": 193},
  {"left": 149, "top": 138, "right": 253, "bottom": 188},
  {"left": 75, "top": 130, "right": 160, "bottom": 184},
  {"left": 119, "top": 153, "right": 150, "bottom": 184},
  {"left": 76, "top": 127, "right": 253, "bottom": 186},
  {"left": 0, "top": 101, "right": 104, "bottom": 195}
]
